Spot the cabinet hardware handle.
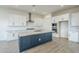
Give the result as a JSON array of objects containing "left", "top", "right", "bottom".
[{"left": 38, "top": 38, "right": 41, "bottom": 41}]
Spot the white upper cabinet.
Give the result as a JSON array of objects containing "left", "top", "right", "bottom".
[
  {"left": 59, "top": 14, "right": 69, "bottom": 21},
  {"left": 8, "top": 14, "right": 26, "bottom": 26},
  {"left": 52, "top": 16, "right": 59, "bottom": 23},
  {"left": 71, "top": 12, "right": 79, "bottom": 26},
  {"left": 52, "top": 13, "right": 69, "bottom": 23}
]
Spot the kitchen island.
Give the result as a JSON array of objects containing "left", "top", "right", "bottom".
[{"left": 18, "top": 31, "right": 52, "bottom": 52}]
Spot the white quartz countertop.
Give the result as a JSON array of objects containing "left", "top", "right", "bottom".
[{"left": 18, "top": 30, "right": 52, "bottom": 37}]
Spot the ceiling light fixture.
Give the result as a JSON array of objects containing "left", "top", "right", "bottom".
[{"left": 60, "top": 5, "right": 64, "bottom": 7}]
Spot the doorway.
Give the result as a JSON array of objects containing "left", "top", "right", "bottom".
[{"left": 59, "top": 21, "right": 68, "bottom": 38}]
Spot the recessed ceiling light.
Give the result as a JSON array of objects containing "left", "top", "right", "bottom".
[
  {"left": 60, "top": 5, "right": 64, "bottom": 7},
  {"left": 15, "top": 5, "right": 19, "bottom": 7}
]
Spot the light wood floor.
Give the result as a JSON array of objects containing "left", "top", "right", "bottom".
[{"left": 23, "top": 37, "right": 79, "bottom": 53}]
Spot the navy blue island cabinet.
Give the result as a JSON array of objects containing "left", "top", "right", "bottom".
[{"left": 19, "top": 32, "right": 52, "bottom": 52}]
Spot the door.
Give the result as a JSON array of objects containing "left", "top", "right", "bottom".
[
  {"left": 59, "top": 21, "right": 68, "bottom": 38},
  {"left": 19, "top": 36, "right": 31, "bottom": 52}
]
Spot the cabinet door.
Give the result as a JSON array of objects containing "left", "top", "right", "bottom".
[
  {"left": 15, "top": 15, "right": 26, "bottom": 26},
  {"left": 52, "top": 16, "right": 59, "bottom": 23},
  {"left": 69, "top": 31, "right": 79, "bottom": 42},
  {"left": 71, "top": 13, "right": 79, "bottom": 26},
  {"left": 8, "top": 14, "right": 15, "bottom": 26},
  {"left": 7, "top": 32, "right": 19, "bottom": 41},
  {"left": 8, "top": 14, "right": 26, "bottom": 26},
  {"left": 31, "top": 35, "right": 39, "bottom": 46},
  {"left": 39, "top": 32, "right": 52, "bottom": 43},
  {"left": 31, "top": 34, "right": 46, "bottom": 44},
  {"left": 44, "top": 32, "right": 52, "bottom": 41},
  {"left": 19, "top": 36, "right": 31, "bottom": 52}
]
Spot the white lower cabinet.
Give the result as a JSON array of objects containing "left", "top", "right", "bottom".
[
  {"left": 7, "top": 32, "right": 19, "bottom": 41},
  {"left": 69, "top": 31, "right": 79, "bottom": 42}
]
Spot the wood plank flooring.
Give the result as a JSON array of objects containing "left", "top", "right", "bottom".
[{"left": 23, "top": 37, "right": 79, "bottom": 53}]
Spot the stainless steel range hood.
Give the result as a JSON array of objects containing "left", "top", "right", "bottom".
[{"left": 26, "top": 12, "right": 34, "bottom": 23}]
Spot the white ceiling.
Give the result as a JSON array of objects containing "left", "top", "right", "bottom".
[{"left": 0, "top": 5, "right": 78, "bottom": 15}]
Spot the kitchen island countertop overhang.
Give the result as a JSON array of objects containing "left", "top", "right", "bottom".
[{"left": 18, "top": 30, "right": 52, "bottom": 37}]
